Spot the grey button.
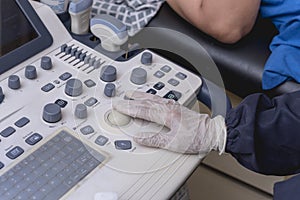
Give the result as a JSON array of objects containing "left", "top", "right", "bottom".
[
  {"left": 41, "top": 83, "right": 55, "bottom": 92},
  {"left": 153, "top": 82, "right": 165, "bottom": 90},
  {"left": 84, "top": 79, "right": 96, "bottom": 88},
  {"left": 59, "top": 72, "right": 72, "bottom": 81},
  {"left": 160, "top": 65, "right": 172, "bottom": 73},
  {"left": 95, "top": 135, "right": 109, "bottom": 146},
  {"left": 0, "top": 127, "right": 16, "bottom": 137},
  {"left": 168, "top": 78, "right": 180, "bottom": 86},
  {"left": 14, "top": 117, "right": 30, "bottom": 128},
  {"left": 130, "top": 68, "right": 147, "bottom": 85},
  {"left": 84, "top": 97, "right": 98, "bottom": 107},
  {"left": 25, "top": 133, "right": 43, "bottom": 146},
  {"left": 175, "top": 72, "right": 187, "bottom": 80},
  {"left": 115, "top": 140, "right": 132, "bottom": 150},
  {"left": 8, "top": 75, "right": 21, "bottom": 90},
  {"left": 153, "top": 71, "right": 165, "bottom": 78},
  {"left": 6, "top": 146, "right": 24, "bottom": 159},
  {"left": 80, "top": 125, "right": 94, "bottom": 135}
]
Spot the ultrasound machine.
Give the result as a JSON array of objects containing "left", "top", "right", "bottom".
[{"left": 0, "top": 0, "right": 207, "bottom": 199}]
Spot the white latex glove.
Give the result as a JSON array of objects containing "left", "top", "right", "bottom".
[{"left": 113, "top": 91, "right": 227, "bottom": 154}]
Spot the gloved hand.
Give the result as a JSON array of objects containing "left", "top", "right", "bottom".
[{"left": 113, "top": 91, "right": 227, "bottom": 154}]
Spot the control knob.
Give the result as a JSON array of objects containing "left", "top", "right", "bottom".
[
  {"left": 25, "top": 65, "right": 37, "bottom": 79},
  {"left": 141, "top": 52, "right": 152, "bottom": 65},
  {"left": 41, "top": 56, "right": 53, "bottom": 70},
  {"left": 100, "top": 65, "right": 117, "bottom": 82},
  {"left": 65, "top": 78, "right": 83, "bottom": 97},
  {"left": 75, "top": 104, "right": 88, "bottom": 119},
  {"left": 8, "top": 75, "right": 21, "bottom": 90},
  {"left": 104, "top": 83, "right": 116, "bottom": 97},
  {"left": 130, "top": 68, "right": 147, "bottom": 85},
  {"left": 43, "top": 103, "right": 62, "bottom": 123}
]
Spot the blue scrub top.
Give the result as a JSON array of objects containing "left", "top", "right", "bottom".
[
  {"left": 260, "top": 0, "right": 300, "bottom": 90},
  {"left": 225, "top": 91, "right": 300, "bottom": 200}
]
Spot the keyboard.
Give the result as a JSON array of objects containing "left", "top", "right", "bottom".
[{"left": 0, "top": 129, "right": 106, "bottom": 200}]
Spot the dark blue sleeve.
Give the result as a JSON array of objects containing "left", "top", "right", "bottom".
[
  {"left": 274, "top": 174, "right": 300, "bottom": 200},
  {"left": 225, "top": 90, "right": 300, "bottom": 175}
]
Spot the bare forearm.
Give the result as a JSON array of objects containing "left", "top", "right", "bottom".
[{"left": 166, "top": 0, "right": 261, "bottom": 43}]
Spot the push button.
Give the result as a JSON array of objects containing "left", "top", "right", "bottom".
[
  {"left": 95, "top": 135, "right": 109, "bottom": 146},
  {"left": 115, "top": 140, "right": 132, "bottom": 150},
  {"left": 153, "top": 71, "right": 165, "bottom": 78},
  {"left": 160, "top": 65, "right": 172, "bottom": 73},
  {"left": 84, "top": 79, "right": 96, "bottom": 88},
  {"left": 146, "top": 89, "right": 157, "bottom": 95},
  {"left": 163, "top": 90, "right": 182, "bottom": 101},
  {"left": 59, "top": 72, "right": 72, "bottom": 81},
  {"left": 84, "top": 97, "right": 98, "bottom": 107},
  {"left": 0, "top": 162, "right": 4, "bottom": 169},
  {"left": 6, "top": 146, "right": 24, "bottom": 159},
  {"left": 55, "top": 99, "right": 68, "bottom": 108},
  {"left": 0, "top": 127, "right": 16, "bottom": 138},
  {"left": 153, "top": 82, "right": 165, "bottom": 90},
  {"left": 41, "top": 83, "right": 55, "bottom": 92},
  {"left": 168, "top": 78, "right": 180, "bottom": 86},
  {"left": 175, "top": 72, "right": 187, "bottom": 80},
  {"left": 25, "top": 133, "right": 43, "bottom": 145},
  {"left": 14, "top": 117, "right": 30, "bottom": 128},
  {"left": 80, "top": 125, "right": 94, "bottom": 135}
]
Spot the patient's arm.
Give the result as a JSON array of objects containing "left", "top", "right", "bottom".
[{"left": 166, "top": 0, "right": 261, "bottom": 43}]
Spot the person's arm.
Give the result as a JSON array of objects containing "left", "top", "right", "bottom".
[
  {"left": 166, "top": 0, "right": 261, "bottom": 43},
  {"left": 226, "top": 91, "right": 300, "bottom": 175},
  {"left": 114, "top": 91, "right": 300, "bottom": 176}
]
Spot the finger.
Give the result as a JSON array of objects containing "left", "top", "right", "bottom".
[
  {"left": 133, "top": 132, "right": 170, "bottom": 149},
  {"left": 125, "top": 90, "right": 178, "bottom": 105},
  {"left": 113, "top": 99, "right": 174, "bottom": 127}
]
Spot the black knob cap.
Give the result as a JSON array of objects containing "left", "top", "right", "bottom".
[
  {"left": 130, "top": 68, "right": 147, "bottom": 85},
  {"left": 25, "top": 65, "right": 37, "bottom": 79},
  {"left": 43, "top": 103, "right": 62, "bottom": 123},
  {"left": 41, "top": 56, "right": 52, "bottom": 70},
  {"left": 104, "top": 83, "right": 116, "bottom": 97},
  {"left": 141, "top": 52, "right": 152, "bottom": 65},
  {"left": 8, "top": 75, "right": 21, "bottom": 89},
  {"left": 100, "top": 65, "right": 117, "bottom": 82},
  {"left": 75, "top": 104, "right": 88, "bottom": 119},
  {"left": 65, "top": 78, "right": 83, "bottom": 97}
]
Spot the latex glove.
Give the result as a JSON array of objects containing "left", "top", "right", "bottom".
[{"left": 113, "top": 91, "right": 227, "bottom": 154}]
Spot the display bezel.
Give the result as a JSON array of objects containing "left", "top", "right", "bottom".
[{"left": 0, "top": 0, "right": 53, "bottom": 74}]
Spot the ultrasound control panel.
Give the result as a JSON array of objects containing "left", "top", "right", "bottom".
[{"left": 0, "top": 1, "right": 203, "bottom": 199}]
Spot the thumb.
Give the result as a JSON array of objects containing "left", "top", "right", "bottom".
[{"left": 133, "top": 132, "right": 170, "bottom": 149}]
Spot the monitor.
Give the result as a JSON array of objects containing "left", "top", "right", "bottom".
[{"left": 0, "top": 0, "right": 53, "bottom": 74}]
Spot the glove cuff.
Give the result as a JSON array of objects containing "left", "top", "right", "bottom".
[{"left": 212, "top": 115, "right": 227, "bottom": 155}]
